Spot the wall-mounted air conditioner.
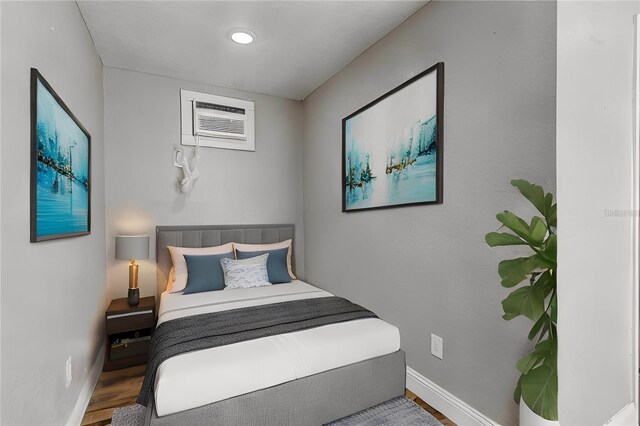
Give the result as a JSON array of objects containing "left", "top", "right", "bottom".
[{"left": 180, "top": 89, "right": 255, "bottom": 151}]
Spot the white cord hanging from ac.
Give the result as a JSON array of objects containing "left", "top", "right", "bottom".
[{"left": 173, "top": 99, "right": 202, "bottom": 193}]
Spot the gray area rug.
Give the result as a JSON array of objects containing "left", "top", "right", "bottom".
[
  {"left": 111, "top": 396, "right": 442, "bottom": 426},
  {"left": 111, "top": 403, "right": 145, "bottom": 426},
  {"left": 326, "top": 397, "right": 443, "bottom": 426}
]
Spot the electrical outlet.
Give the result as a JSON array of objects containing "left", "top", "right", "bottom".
[
  {"left": 65, "top": 356, "right": 72, "bottom": 388},
  {"left": 431, "top": 334, "right": 443, "bottom": 360}
]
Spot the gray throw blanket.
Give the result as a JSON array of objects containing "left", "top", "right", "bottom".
[{"left": 137, "top": 296, "right": 378, "bottom": 407}]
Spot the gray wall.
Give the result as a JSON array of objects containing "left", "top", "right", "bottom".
[
  {"left": 0, "top": 2, "right": 107, "bottom": 425},
  {"left": 103, "top": 68, "right": 304, "bottom": 300},
  {"left": 557, "top": 2, "right": 638, "bottom": 424},
  {"left": 302, "top": 2, "right": 556, "bottom": 424}
]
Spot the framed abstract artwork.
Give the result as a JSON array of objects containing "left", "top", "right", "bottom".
[
  {"left": 342, "top": 62, "right": 444, "bottom": 212},
  {"left": 30, "top": 68, "right": 91, "bottom": 242}
]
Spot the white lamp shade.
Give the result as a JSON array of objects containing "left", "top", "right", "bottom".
[{"left": 115, "top": 235, "right": 150, "bottom": 260}]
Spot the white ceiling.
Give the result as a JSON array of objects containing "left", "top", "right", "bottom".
[{"left": 77, "top": 1, "right": 427, "bottom": 100}]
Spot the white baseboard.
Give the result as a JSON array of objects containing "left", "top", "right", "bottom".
[
  {"left": 406, "top": 366, "right": 499, "bottom": 426},
  {"left": 66, "top": 343, "right": 105, "bottom": 426},
  {"left": 606, "top": 402, "right": 638, "bottom": 426}
]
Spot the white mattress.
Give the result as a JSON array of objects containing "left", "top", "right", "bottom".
[{"left": 154, "top": 281, "right": 401, "bottom": 417}]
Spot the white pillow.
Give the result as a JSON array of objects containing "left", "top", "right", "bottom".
[
  {"left": 233, "top": 239, "right": 296, "bottom": 279},
  {"left": 220, "top": 254, "right": 271, "bottom": 290},
  {"left": 167, "top": 243, "right": 234, "bottom": 293}
]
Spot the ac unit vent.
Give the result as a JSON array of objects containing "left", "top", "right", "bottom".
[
  {"left": 181, "top": 91, "right": 255, "bottom": 151},
  {"left": 195, "top": 102, "right": 246, "bottom": 140},
  {"left": 197, "top": 115, "right": 244, "bottom": 136}
]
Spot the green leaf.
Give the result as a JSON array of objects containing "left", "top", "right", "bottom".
[
  {"left": 520, "top": 362, "right": 558, "bottom": 421},
  {"left": 535, "top": 338, "right": 552, "bottom": 351},
  {"left": 496, "top": 211, "right": 532, "bottom": 243},
  {"left": 533, "top": 271, "right": 554, "bottom": 297},
  {"left": 547, "top": 204, "right": 557, "bottom": 228},
  {"left": 516, "top": 351, "right": 545, "bottom": 375},
  {"left": 497, "top": 210, "right": 550, "bottom": 248},
  {"left": 550, "top": 294, "right": 557, "bottom": 325},
  {"left": 499, "top": 257, "right": 530, "bottom": 288},
  {"left": 485, "top": 232, "right": 527, "bottom": 247},
  {"left": 529, "top": 272, "right": 540, "bottom": 285},
  {"left": 544, "top": 193, "right": 554, "bottom": 214},
  {"left": 514, "top": 376, "right": 523, "bottom": 404},
  {"left": 498, "top": 255, "right": 548, "bottom": 288},
  {"left": 528, "top": 313, "right": 550, "bottom": 341},
  {"left": 512, "top": 180, "right": 547, "bottom": 216},
  {"left": 502, "top": 284, "right": 545, "bottom": 321},
  {"left": 529, "top": 217, "right": 548, "bottom": 247},
  {"left": 541, "top": 235, "right": 557, "bottom": 267},
  {"left": 538, "top": 322, "right": 551, "bottom": 343},
  {"left": 546, "top": 335, "right": 557, "bottom": 363}
]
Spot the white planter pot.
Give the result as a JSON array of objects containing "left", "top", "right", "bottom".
[{"left": 520, "top": 398, "right": 560, "bottom": 426}]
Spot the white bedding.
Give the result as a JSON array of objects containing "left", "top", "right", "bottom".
[{"left": 154, "top": 281, "right": 401, "bottom": 417}]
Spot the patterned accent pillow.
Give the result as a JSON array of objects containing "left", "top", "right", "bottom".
[{"left": 220, "top": 254, "right": 271, "bottom": 290}]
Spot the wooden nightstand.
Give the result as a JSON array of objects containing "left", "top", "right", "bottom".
[{"left": 104, "top": 296, "right": 156, "bottom": 371}]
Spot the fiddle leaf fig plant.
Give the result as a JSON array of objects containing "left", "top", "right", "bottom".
[{"left": 485, "top": 179, "right": 558, "bottom": 421}]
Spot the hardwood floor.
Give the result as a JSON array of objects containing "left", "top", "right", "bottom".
[
  {"left": 405, "top": 389, "right": 456, "bottom": 426},
  {"left": 82, "top": 365, "right": 145, "bottom": 426},
  {"left": 82, "top": 365, "right": 456, "bottom": 426}
]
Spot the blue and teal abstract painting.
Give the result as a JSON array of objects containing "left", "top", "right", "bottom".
[
  {"left": 343, "top": 64, "right": 442, "bottom": 211},
  {"left": 31, "top": 70, "right": 90, "bottom": 242}
]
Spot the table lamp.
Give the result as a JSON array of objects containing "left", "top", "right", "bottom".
[{"left": 115, "top": 235, "right": 150, "bottom": 306}]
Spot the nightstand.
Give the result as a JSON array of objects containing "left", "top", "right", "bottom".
[{"left": 104, "top": 296, "right": 156, "bottom": 371}]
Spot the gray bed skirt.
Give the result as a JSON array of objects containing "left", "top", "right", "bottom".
[{"left": 144, "top": 350, "right": 406, "bottom": 425}]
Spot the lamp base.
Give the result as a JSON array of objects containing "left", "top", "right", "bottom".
[{"left": 128, "top": 288, "right": 140, "bottom": 306}]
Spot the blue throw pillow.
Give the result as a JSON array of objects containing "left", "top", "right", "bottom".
[
  {"left": 183, "top": 252, "right": 233, "bottom": 294},
  {"left": 236, "top": 247, "right": 291, "bottom": 284}
]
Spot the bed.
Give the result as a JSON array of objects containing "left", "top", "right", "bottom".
[{"left": 143, "top": 224, "right": 406, "bottom": 425}]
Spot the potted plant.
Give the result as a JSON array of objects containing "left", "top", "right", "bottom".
[{"left": 485, "top": 180, "right": 558, "bottom": 424}]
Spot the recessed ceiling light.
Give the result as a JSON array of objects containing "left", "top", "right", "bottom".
[{"left": 229, "top": 29, "right": 257, "bottom": 45}]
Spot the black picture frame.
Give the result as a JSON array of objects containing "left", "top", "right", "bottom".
[
  {"left": 30, "top": 68, "right": 91, "bottom": 242},
  {"left": 340, "top": 62, "right": 444, "bottom": 213}
]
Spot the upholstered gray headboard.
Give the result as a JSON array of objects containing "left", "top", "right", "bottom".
[{"left": 156, "top": 224, "right": 295, "bottom": 296}]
